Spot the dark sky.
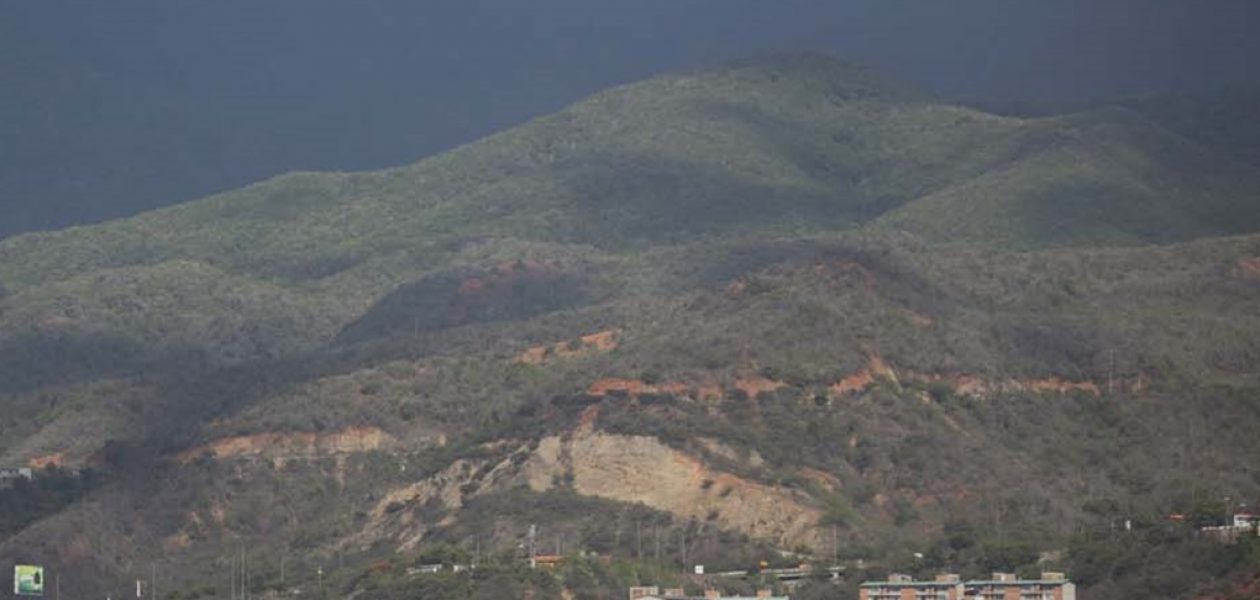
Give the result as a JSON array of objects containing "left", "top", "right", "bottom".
[{"left": 3, "top": 0, "right": 1260, "bottom": 236}]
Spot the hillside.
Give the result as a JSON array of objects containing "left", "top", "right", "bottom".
[{"left": 1, "top": 53, "right": 1259, "bottom": 600}]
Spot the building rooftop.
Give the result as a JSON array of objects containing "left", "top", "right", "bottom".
[
  {"left": 640, "top": 597, "right": 789, "bottom": 600},
  {"left": 859, "top": 581, "right": 961, "bottom": 588},
  {"left": 862, "top": 572, "right": 1073, "bottom": 588},
  {"left": 630, "top": 586, "right": 788, "bottom": 600}
]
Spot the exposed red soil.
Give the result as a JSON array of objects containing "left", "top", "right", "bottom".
[
  {"left": 1237, "top": 257, "right": 1260, "bottom": 278},
  {"left": 830, "top": 369, "right": 875, "bottom": 396},
  {"left": 829, "top": 356, "right": 897, "bottom": 396},
  {"left": 448, "top": 259, "right": 566, "bottom": 322},
  {"left": 914, "top": 373, "right": 1100, "bottom": 397},
  {"left": 175, "top": 426, "right": 394, "bottom": 463},
  {"left": 28, "top": 453, "right": 64, "bottom": 469},
  {"left": 826, "top": 355, "right": 1100, "bottom": 399},
  {"left": 457, "top": 259, "right": 558, "bottom": 297},
  {"left": 733, "top": 376, "right": 786, "bottom": 397},
  {"left": 585, "top": 377, "right": 743, "bottom": 401},
  {"left": 517, "top": 330, "right": 619, "bottom": 365},
  {"left": 587, "top": 378, "right": 701, "bottom": 398},
  {"left": 1019, "top": 378, "right": 1101, "bottom": 395}
]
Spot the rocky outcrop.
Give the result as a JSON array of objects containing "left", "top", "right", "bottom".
[
  {"left": 522, "top": 430, "right": 822, "bottom": 547},
  {"left": 358, "top": 424, "right": 823, "bottom": 551}
]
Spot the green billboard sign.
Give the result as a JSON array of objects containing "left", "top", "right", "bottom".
[{"left": 14, "top": 565, "right": 44, "bottom": 596}]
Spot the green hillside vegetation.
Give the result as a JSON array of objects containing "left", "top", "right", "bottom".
[
  {"left": 1, "top": 53, "right": 1259, "bottom": 600},
  {"left": 872, "top": 109, "right": 1260, "bottom": 247}
]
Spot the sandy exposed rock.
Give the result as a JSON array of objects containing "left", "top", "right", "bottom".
[
  {"left": 175, "top": 426, "right": 396, "bottom": 463},
  {"left": 697, "top": 437, "right": 764, "bottom": 468},
  {"left": 359, "top": 428, "right": 823, "bottom": 551},
  {"left": 527, "top": 431, "right": 822, "bottom": 547}
]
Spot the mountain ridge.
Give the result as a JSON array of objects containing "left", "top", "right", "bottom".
[{"left": 2, "top": 53, "right": 1260, "bottom": 600}]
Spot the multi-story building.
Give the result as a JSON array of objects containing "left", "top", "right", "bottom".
[
  {"left": 860, "top": 573, "right": 964, "bottom": 600},
  {"left": 628, "top": 586, "right": 787, "bottom": 600},
  {"left": 966, "top": 572, "right": 1075, "bottom": 600},
  {"left": 861, "top": 572, "right": 1075, "bottom": 600}
]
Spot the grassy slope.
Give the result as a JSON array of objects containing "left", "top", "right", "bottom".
[{"left": 871, "top": 108, "right": 1260, "bottom": 247}]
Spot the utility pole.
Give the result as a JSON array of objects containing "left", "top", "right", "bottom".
[
  {"left": 636, "top": 521, "right": 642, "bottom": 560},
  {"left": 1108, "top": 349, "right": 1116, "bottom": 395},
  {"left": 832, "top": 525, "right": 838, "bottom": 565},
  {"left": 680, "top": 530, "right": 687, "bottom": 571},
  {"left": 528, "top": 524, "right": 538, "bottom": 569},
  {"left": 240, "top": 545, "right": 247, "bottom": 600},
  {"left": 654, "top": 525, "right": 661, "bottom": 563}
]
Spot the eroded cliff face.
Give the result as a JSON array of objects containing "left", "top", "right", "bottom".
[
  {"left": 522, "top": 429, "right": 822, "bottom": 548},
  {"left": 356, "top": 416, "right": 823, "bottom": 552}
]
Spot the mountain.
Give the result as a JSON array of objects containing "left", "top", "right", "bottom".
[
  {"left": 971, "top": 87, "right": 1260, "bottom": 169},
  {"left": 1, "top": 53, "right": 1259, "bottom": 600}
]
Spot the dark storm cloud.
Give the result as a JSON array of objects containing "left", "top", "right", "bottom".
[{"left": 3, "top": 0, "right": 1259, "bottom": 235}]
